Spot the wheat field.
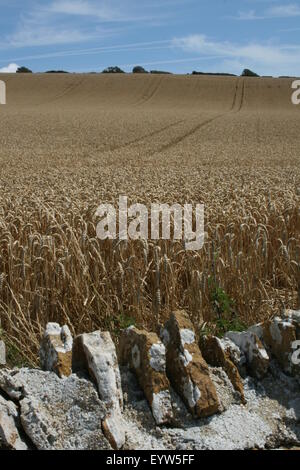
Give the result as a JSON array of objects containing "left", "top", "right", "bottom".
[{"left": 0, "top": 73, "right": 299, "bottom": 364}]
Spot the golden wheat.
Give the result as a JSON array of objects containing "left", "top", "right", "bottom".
[{"left": 0, "top": 73, "right": 299, "bottom": 364}]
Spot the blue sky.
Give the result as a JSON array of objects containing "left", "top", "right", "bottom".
[{"left": 0, "top": 0, "right": 300, "bottom": 75}]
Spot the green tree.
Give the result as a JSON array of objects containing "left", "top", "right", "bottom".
[
  {"left": 102, "top": 66, "right": 125, "bottom": 74},
  {"left": 241, "top": 68, "right": 259, "bottom": 77},
  {"left": 45, "top": 70, "right": 69, "bottom": 74},
  {"left": 132, "top": 66, "right": 148, "bottom": 73},
  {"left": 16, "top": 66, "right": 33, "bottom": 73}
]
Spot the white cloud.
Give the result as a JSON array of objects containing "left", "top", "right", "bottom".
[
  {"left": 236, "top": 3, "right": 300, "bottom": 20},
  {"left": 0, "top": 63, "right": 19, "bottom": 73},
  {"left": 236, "top": 10, "right": 264, "bottom": 20},
  {"left": 268, "top": 3, "right": 300, "bottom": 17},
  {"left": 4, "top": 2, "right": 120, "bottom": 48},
  {"left": 8, "top": 25, "right": 104, "bottom": 47},
  {"left": 44, "top": 0, "right": 154, "bottom": 24},
  {"left": 49, "top": 0, "right": 96, "bottom": 15},
  {"left": 2, "top": 0, "right": 156, "bottom": 48},
  {"left": 0, "top": 40, "right": 173, "bottom": 63},
  {"left": 46, "top": 0, "right": 120, "bottom": 21},
  {"left": 173, "top": 34, "right": 300, "bottom": 75}
]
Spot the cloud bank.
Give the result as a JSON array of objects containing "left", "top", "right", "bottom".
[
  {"left": 0, "top": 63, "right": 19, "bottom": 73},
  {"left": 173, "top": 34, "right": 300, "bottom": 76}
]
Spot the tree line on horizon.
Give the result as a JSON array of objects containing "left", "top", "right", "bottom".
[{"left": 14, "top": 65, "right": 293, "bottom": 79}]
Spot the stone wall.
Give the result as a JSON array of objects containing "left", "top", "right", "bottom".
[{"left": 0, "top": 309, "right": 299, "bottom": 450}]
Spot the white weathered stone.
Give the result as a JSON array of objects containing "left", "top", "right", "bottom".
[
  {"left": 152, "top": 390, "right": 173, "bottom": 425},
  {"left": 162, "top": 310, "right": 219, "bottom": 418},
  {"left": 180, "top": 329, "right": 195, "bottom": 346},
  {"left": 149, "top": 343, "right": 166, "bottom": 372},
  {"left": 270, "top": 317, "right": 291, "bottom": 344},
  {"left": 73, "top": 331, "right": 123, "bottom": 410},
  {"left": 40, "top": 322, "right": 73, "bottom": 378},
  {"left": 183, "top": 378, "right": 201, "bottom": 409},
  {"left": 249, "top": 317, "right": 299, "bottom": 375},
  {"left": 248, "top": 323, "right": 264, "bottom": 340},
  {"left": 0, "top": 362, "right": 300, "bottom": 451},
  {"left": 0, "top": 395, "right": 28, "bottom": 450},
  {"left": 285, "top": 309, "right": 300, "bottom": 326},
  {"left": 119, "top": 327, "right": 173, "bottom": 425},
  {"left": 120, "top": 359, "right": 300, "bottom": 450},
  {"left": 200, "top": 335, "right": 246, "bottom": 403},
  {"left": 160, "top": 328, "right": 170, "bottom": 346},
  {"left": 0, "top": 368, "right": 111, "bottom": 450},
  {"left": 0, "top": 341, "right": 5, "bottom": 367},
  {"left": 102, "top": 412, "right": 125, "bottom": 450},
  {"left": 72, "top": 331, "right": 125, "bottom": 449},
  {"left": 179, "top": 349, "right": 193, "bottom": 367},
  {"left": 225, "top": 331, "right": 269, "bottom": 379},
  {"left": 218, "top": 337, "right": 247, "bottom": 376}
]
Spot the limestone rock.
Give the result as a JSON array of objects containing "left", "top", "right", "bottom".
[
  {"left": 40, "top": 323, "right": 73, "bottom": 378},
  {"left": 200, "top": 335, "right": 246, "bottom": 403},
  {"left": 0, "top": 368, "right": 111, "bottom": 450},
  {"left": 73, "top": 331, "right": 123, "bottom": 409},
  {"left": 119, "top": 358, "right": 300, "bottom": 450},
  {"left": 249, "top": 316, "right": 299, "bottom": 376},
  {"left": 0, "top": 341, "right": 5, "bottom": 368},
  {"left": 161, "top": 310, "right": 219, "bottom": 418},
  {"left": 119, "top": 326, "right": 173, "bottom": 425},
  {"left": 284, "top": 310, "right": 300, "bottom": 339},
  {"left": 221, "top": 336, "right": 247, "bottom": 377},
  {"left": 284, "top": 309, "right": 300, "bottom": 327},
  {"left": 0, "top": 395, "right": 28, "bottom": 450},
  {"left": 225, "top": 331, "right": 269, "bottom": 379},
  {"left": 73, "top": 331, "right": 125, "bottom": 449}
]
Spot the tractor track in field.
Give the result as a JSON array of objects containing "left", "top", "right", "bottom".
[
  {"left": 147, "top": 112, "right": 228, "bottom": 155},
  {"left": 106, "top": 118, "right": 187, "bottom": 152},
  {"left": 37, "top": 77, "right": 87, "bottom": 106},
  {"left": 132, "top": 76, "right": 165, "bottom": 107},
  {"left": 148, "top": 78, "right": 246, "bottom": 155}
]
